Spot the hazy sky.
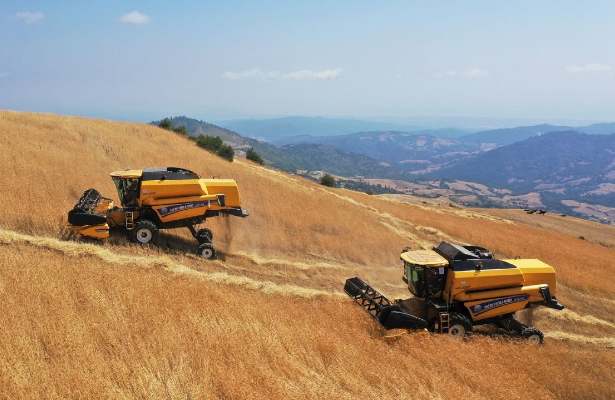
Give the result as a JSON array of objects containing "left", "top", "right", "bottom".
[{"left": 1, "top": 1, "right": 614, "bottom": 122}]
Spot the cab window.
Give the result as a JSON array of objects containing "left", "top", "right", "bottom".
[
  {"left": 112, "top": 177, "right": 140, "bottom": 207},
  {"left": 405, "top": 262, "right": 426, "bottom": 297}
]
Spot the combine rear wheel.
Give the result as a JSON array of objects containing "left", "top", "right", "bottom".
[
  {"left": 197, "top": 243, "right": 216, "bottom": 259},
  {"left": 129, "top": 220, "right": 158, "bottom": 245},
  {"left": 448, "top": 312, "right": 472, "bottom": 338}
]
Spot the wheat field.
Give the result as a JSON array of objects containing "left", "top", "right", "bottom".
[{"left": 0, "top": 111, "right": 614, "bottom": 399}]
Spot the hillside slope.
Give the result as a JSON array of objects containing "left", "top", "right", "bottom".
[{"left": 0, "top": 111, "right": 614, "bottom": 399}]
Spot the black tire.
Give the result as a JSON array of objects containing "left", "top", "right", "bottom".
[
  {"left": 197, "top": 243, "right": 216, "bottom": 260},
  {"left": 196, "top": 228, "right": 213, "bottom": 243},
  {"left": 129, "top": 220, "right": 159, "bottom": 245},
  {"left": 448, "top": 312, "right": 472, "bottom": 338},
  {"left": 521, "top": 327, "right": 544, "bottom": 345}
]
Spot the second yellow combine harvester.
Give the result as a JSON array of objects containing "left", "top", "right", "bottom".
[
  {"left": 67, "top": 167, "right": 248, "bottom": 259},
  {"left": 345, "top": 242, "right": 564, "bottom": 343}
]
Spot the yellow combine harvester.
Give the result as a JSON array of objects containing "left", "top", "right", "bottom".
[
  {"left": 345, "top": 242, "right": 564, "bottom": 343},
  {"left": 67, "top": 167, "right": 248, "bottom": 259}
]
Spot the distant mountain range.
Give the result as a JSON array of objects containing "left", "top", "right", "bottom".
[
  {"left": 217, "top": 116, "right": 615, "bottom": 144},
  {"left": 461, "top": 122, "right": 615, "bottom": 146},
  {"left": 155, "top": 116, "right": 615, "bottom": 222},
  {"left": 272, "top": 131, "right": 478, "bottom": 172},
  {"left": 152, "top": 116, "right": 402, "bottom": 178},
  {"left": 217, "top": 116, "right": 469, "bottom": 141}
]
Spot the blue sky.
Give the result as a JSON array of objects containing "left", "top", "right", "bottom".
[{"left": 1, "top": 1, "right": 614, "bottom": 122}]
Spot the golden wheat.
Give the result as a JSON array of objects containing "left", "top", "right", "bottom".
[{"left": 1, "top": 111, "right": 614, "bottom": 399}]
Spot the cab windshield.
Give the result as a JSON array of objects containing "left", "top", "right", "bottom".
[{"left": 405, "top": 263, "right": 447, "bottom": 299}]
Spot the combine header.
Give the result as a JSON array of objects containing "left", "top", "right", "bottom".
[
  {"left": 345, "top": 242, "right": 564, "bottom": 343},
  {"left": 67, "top": 167, "right": 248, "bottom": 259},
  {"left": 345, "top": 277, "right": 427, "bottom": 330}
]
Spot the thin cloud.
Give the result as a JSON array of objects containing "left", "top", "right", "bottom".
[
  {"left": 119, "top": 11, "right": 150, "bottom": 25},
  {"left": 434, "top": 67, "right": 489, "bottom": 79},
  {"left": 283, "top": 69, "right": 342, "bottom": 80},
  {"left": 565, "top": 63, "right": 612, "bottom": 73},
  {"left": 15, "top": 11, "right": 45, "bottom": 24},
  {"left": 222, "top": 69, "right": 279, "bottom": 80},
  {"left": 222, "top": 68, "right": 342, "bottom": 81}
]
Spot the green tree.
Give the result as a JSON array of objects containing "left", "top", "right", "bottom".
[
  {"left": 158, "top": 118, "right": 172, "bottom": 130},
  {"left": 196, "top": 135, "right": 224, "bottom": 152},
  {"left": 320, "top": 174, "right": 336, "bottom": 187},
  {"left": 217, "top": 144, "right": 235, "bottom": 162},
  {"left": 172, "top": 126, "right": 188, "bottom": 136},
  {"left": 246, "top": 148, "right": 264, "bottom": 165},
  {"left": 195, "top": 135, "right": 234, "bottom": 161}
]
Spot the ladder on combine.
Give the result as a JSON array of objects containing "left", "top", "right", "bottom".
[
  {"left": 125, "top": 211, "right": 135, "bottom": 230},
  {"left": 439, "top": 312, "right": 450, "bottom": 333}
]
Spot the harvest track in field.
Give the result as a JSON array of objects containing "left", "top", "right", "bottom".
[{"left": 2, "top": 227, "right": 613, "bottom": 347}]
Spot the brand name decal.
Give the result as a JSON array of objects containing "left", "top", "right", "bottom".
[
  {"left": 470, "top": 295, "right": 529, "bottom": 315},
  {"left": 158, "top": 201, "right": 209, "bottom": 216}
]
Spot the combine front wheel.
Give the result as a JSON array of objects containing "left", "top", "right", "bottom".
[
  {"left": 129, "top": 220, "right": 158, "bottom": 245},
  {"left": 448, "top": 312, "right": 472, "bottom": 338}
]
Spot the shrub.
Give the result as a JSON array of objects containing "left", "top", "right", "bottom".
[
  {"left": 196, "top": 135, "right": 224, "bottom": 152},
  {"left": 195, "top": 135, "right": 234, "bottom": 161},
  {"left": 216, "top": 144, "right": 235, "bottom": 162},
  {"left": 158, "top": 118, "right": 172, "bottom": 130},
  {"left": 172, "top": 126, "right": 187, "bottom": 136},
  {"left": 246, "top": 148, "right": 264, "bottom": 165},
  {"left": 320, "top": 174, "right": 336, "bottom": 187}
]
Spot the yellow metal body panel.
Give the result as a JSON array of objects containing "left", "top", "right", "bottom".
[
  {"left": 135, "top": 178, "right": 242, "bottom": 223},
  {"left": 74, "top": 223, "right": 110, "bottom": 239},
  {"left": 505, "top": 258, "right": 557, "bottom": 296},
  {"left": 200, "top": 179, "right": 242, "bottom": 208},
  {"left": 444, "top": 258, "right": 558, "bottom": 321},
  {"left": 401, "top": 250, "right": 448, "bottom": 267},
  {"left": 448, "top": 268, "right": 524, "bottom": 299},
  {"left": 139, "top": 179, "right": 241, "bottom": 207},
  {"left": 140, "top": 179, "right": 205, "bottom": 205}
]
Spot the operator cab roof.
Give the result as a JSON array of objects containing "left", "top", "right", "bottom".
[
  {"left": 110, "top": 167, "right": 200, "bottom": 180},
  {"left": 110, "top": 169, "right": 142, "bottom": 178},
  {"left": 400, "top": 249, "right": 448, "bottom": 267}
]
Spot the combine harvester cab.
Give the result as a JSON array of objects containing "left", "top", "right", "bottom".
[
  {"left": 345, "top": 242, "right": 564, "bottom": 344},
  {"left": 67, "top": 167, "right": 248, "bottom": 259}
]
